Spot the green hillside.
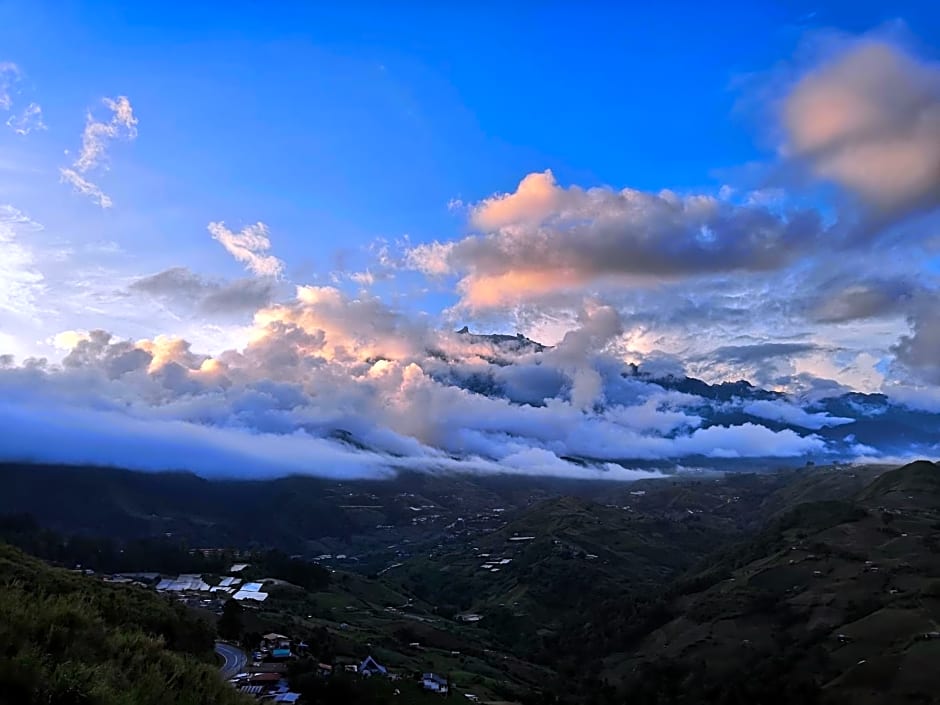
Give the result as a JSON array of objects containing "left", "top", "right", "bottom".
[
  {"left": 596, "top": 459, "right": 940, "bottom": 704},
  {"left": 0, "top": 542, "right": 249, "bottom": 705}
]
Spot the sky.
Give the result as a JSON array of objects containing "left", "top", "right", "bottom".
[{"left": 0, "top": 2, "right": 939, "bottom": 479}]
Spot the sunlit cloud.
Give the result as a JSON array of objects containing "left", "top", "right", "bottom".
[
  {"left": 208, "top": 221, "right": 285, "bottom": 278},
  {"left": 782, "top": 40, "right": 940, "bottom": 215}
]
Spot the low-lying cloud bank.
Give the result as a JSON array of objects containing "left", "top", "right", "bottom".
[{"left": 1, "top": 287, "right": 936, "bottom": 480}]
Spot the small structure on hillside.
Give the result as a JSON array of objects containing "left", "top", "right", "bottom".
[
  {"left": 359, "top": 655, "right": 388, "bottom": 677},
  {"left": 422, "top": 673, "right": 449, "bottom": 694},
  {"left": 262, "top": 633, "right": 291, "bottom": 650}
]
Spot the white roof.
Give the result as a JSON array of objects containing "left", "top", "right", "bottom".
[
  {"left": 218, "top": 576, "right": 241, "bottom": 587},
  {"left": 210, "top": 586, "right": 235, "bottom": 594},
  {"left": 155, "top": 578, "right": 174, "bottom": 591},
  {"left": 240, "top": 581, "right": 264, "bottom": 592},
  {"left": 233, "top": 590, "right": 268, "bottom": 602},
  {"left": 229, "top": 563, "right": 249, "bottom": 573}
]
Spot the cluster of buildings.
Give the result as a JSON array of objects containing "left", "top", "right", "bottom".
[
  {"left": 231, "top": 643, "right": 454, "bottom": 701},
  {"left": 150, "top": 563, "right": 270, "bottom": 603}
]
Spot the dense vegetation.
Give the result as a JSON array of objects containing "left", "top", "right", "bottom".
[{"left": 0, "top": 542, "right": 248, "bottom": 705}]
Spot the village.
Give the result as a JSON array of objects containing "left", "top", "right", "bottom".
[
  {"left": 223, "top": 632, "right": 465, "bottom": 702},
  {"left": 97, "top": 558, "right": 494, "bottom": 704}
]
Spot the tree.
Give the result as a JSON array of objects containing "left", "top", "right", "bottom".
[{"left": 217, "top": 599, "right": 243, "bottom": 641}]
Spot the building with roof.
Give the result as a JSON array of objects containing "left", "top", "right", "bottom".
[
  {"left": 232, "top": 589, "right": 268, "bottom": 602},
  {"left": 358, "top": 655, "right": 388, "bottom": 677},
  {"left": 422, "top": 673, "right": 449, "bottom": 694}
]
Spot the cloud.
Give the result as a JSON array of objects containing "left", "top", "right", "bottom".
[
  {"left": 59, "top": 169, "right": 113, "bottom": 208},
  {"left": 74, "top": 96, "right": 138, "bottom": 172},
  {"left": 0, "top": 205, "right": 44, "bottom": 317},
  {"left": 60, "top": 96, "right": 137, "bottom": 207},
  {"left": 0, "top": 62, "right": 20, "bottom": 111},
  {"left": 709, "top": 342, "right": 820, "bottom": 365},
  {"left": 208, "top": 222, "right": 284, "bottom": 278},
  {"left": 807, "top": 276, "right": 916, "bottom": 323},
  {"left": 782, "top": 40, "right": 940, "bottom": 215},
  {"left": 742, "top": 399, "right": 854, "bottom": 430},
  {"left": 0, "top": 285, "right": 859, "bottom": 480},
  {"left": 892, "top": 294, "right": 940, "bottom": 384},
  {"left": 6, "top": 102, "right": 45, "bottom": 135},
  {"left": 130, "top": 266, "right": 278, "bottom": 317},
  {"left": 407, "top": 170, "right": 824, "bottom": 308}
]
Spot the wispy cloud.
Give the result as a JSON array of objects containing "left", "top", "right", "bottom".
[
  {"left": 0, "top": 62, "right": 20, "bottom": 111},
  {"left": 0, "top": 205, "right": 44, "bottom": 317},
  {"left": 60, "top": 96, "right": 138, "bottom": 208},
  {"left": 208, "top": 221, "right": 284, "bottom": 278},
  {"left": 59, "top": 169, "right": 113, "bottom": 209},
  {"left": 5, "top": 102, "right": 46, "bottom": 135}
]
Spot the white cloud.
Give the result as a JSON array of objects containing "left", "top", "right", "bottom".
[
  {"left": 6, "top": 102, "right": 45, "bottom": 135},
  {"left": 0, "top": 205, "right": 44, "bottom": 317},
  {"left": 61, "top": 96, "right": 138, "bottom": 207},
  {"left": 59, "top": 168, "right": 113, "bottom": 208},
  {"left": 0, "top": 62, "right": 20, "bottom": 111},
  {"left": 74, "top": 96, "right": 138, "bottom": 172},
  {"left": 208, "top": 221, "right": 284, "bottom": 278}
]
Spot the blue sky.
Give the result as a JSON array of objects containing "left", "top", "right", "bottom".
[
  {"left": 0, "top": 2, "right": 939, "bottom": 476},
  {"left": 4, "top": 1, "right": 934, "bottom": 298}
]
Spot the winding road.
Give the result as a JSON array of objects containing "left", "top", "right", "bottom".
[{"left": 215, "top": 641, "right": 248, "bottom": 680}]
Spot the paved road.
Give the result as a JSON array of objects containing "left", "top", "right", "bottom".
[{"left": 215, "top": 641, "right": 248, "bottom": 680}]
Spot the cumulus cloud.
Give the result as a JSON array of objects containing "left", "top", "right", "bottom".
[
  {"left": 0, "top": 285, "right": 862, "bottom": 480},
  {"left": 208, "top": 221, "right": 284, "bottom": 278},
  {"left": 60, "top": 96, "right": 137, "bottom": 207},
  {"left": 782, "top": 40, "right": 940, "bottom": 215},
  {"left": 407, "top": 170, "right": 824, "bottom": 308},
  {"left": 130, "top": 266, "right": 278, "bottom": 317}
]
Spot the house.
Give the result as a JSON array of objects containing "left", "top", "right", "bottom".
[
  {"left": 422, "top": 673, "right": 449, "bottom": 694},
  {"left": 270, "top": 648, "right": 293, "bottom": 661},
  {"left": 262, "top": 633, "right": 291, "bottom": 650},
  {"left": 358, "top": 655, "right": 388, "bottom": 676},
  {"left": 317, "top": 663, "right": 333, "bottom": 677}
]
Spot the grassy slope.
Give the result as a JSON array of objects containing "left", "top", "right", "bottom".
[
  {"left": 604, "top": 460, "right": 940, "bottom": 704},
  {"left": 0, "top": 542, "right": 249, "bottom": 705}
]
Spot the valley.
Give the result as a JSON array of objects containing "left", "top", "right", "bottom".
[{"left": 4, "top": 460, "right": 940, "bottom": 703}]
